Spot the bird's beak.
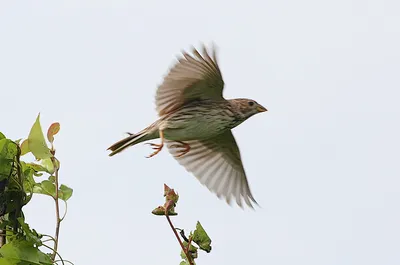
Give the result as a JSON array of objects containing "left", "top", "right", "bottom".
[{"left": 257, "top": 105, "right": 268, "bottom": 112}]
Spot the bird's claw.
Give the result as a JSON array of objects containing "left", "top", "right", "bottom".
[
  {"left": 170, "top": 141, "right": 190, "bottom": 157},
  {"left": 145, "top": 142, "right": 164, "bottom": 158},
  {"left": 146, "top": 143, "right": 162, "bottom": 150}
]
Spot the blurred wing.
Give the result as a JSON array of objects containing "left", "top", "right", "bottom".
[
  {"left": 166, "top": 130, "right": 257, "bottom": 208},
  {"left": 156, "top": 44, "right": 225, "bottom": 116}
]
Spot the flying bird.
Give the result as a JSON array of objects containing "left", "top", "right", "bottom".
[{"left": 108, "top": 45, "right": 267, "bottom": 208}]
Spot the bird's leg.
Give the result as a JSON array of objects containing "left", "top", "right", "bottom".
[
  {"left": 145, "top": 130, "right": 164, "bottom": 158},
  {"left": 170, "top": 141, "right": 191, "bottom": 157}
]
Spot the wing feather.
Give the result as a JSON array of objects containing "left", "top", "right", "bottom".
[
  {"left": 166, "top": 130, "right": 257, "bottom": 208},
  {"left": 156, "top": 45, "right": 224, "bottom": 116}
]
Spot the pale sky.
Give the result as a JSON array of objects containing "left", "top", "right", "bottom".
[{"left": 1, "top": 1, "right": 400, "bottom": 264}]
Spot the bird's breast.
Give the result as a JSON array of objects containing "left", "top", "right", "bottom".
[{"left": 160, "top": 105, "right": 236, "bottom": 141}]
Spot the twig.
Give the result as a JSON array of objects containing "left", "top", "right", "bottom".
[
  {"left": 0, "top": 229, "right": 4, "bottom": 247},
  {"left": 60, "top": 200, "right": 68, "bottom": 221},
  {"left": 185, "top": 236, "right": 193, "bottom": 254},
  {"left": 165, "top": 211, "right": 193, "bottom": 265},
  {"left": 51, "top": 156, "right": 61, "bottom": 261},
  {"left": 42, "top": 243, "right": 65, "bottom": 265},
  {"left": 42, "top": 238, "right": 56, "bottom": 243},
  {"left": 177, "top": 228, "right": 189, "bottom": 242},
  {"left": 42, "top": 233, "right": 57, "bottom": 242},
  {"left": 54, "top": 259, "right": 74, "bottom": 265}
]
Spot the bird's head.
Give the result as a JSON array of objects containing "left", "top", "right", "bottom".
[{"left": 230, "top": 98, "right": 268, "bottom": 120}]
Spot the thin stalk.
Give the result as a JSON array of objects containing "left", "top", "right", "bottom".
[
  {"left": 165, "top": 213, "right": 193, "bottom": 265},
  {"left": 185, "top": 236, "right": 193, "bottom": 254},
  {"left": 51, "top": 156, "right": 61, "bottom": 261},
  {"left": 42, "top": 243, "right": 65, "bottom": 265},
  {"left": 0, "top": 229, "right": 5, "bottom": 247}
]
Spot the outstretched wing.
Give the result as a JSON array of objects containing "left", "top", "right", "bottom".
[
  {"left": 155, "top": 45, "right": 225, "bottom": 116},
  {"left": 166, "top": 130, "right": 257, "bottom": 208}
]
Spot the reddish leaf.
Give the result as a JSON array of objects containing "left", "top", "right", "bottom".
[
  {"left": 152, "top": 206, "right": 166, "bottom": 216},
  {"left": 47, "top": 122, "right": 60, "bottom": 143},
  {"left": 164, "top": 183, "right": 171, "bottom": 196}
]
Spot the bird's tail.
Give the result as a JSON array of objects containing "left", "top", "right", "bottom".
[{"left": 108, "top": 131, "right": 150, "bottom": 156}]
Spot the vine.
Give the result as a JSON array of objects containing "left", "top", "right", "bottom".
[{"left": 0, "top": 114, "right": 73, "bottom": 265}]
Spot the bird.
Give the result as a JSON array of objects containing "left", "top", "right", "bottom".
[{"left": 108, "top": 44, "right": 267, "bottom": 208}]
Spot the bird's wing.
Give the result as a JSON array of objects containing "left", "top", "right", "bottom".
[
  {"left": 166, "top": 130, "right": 257, "bottom": 208},
  {"left": 155, "top": 45, "right": 225, "bottom": 116}
]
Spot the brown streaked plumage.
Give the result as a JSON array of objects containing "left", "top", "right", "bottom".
[{"left": 108, "top": 44, "right": 267, "bottom": 208}]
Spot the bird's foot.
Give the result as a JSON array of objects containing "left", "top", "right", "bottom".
[
  {"left": 145, "top": 142, "right": 164, "bottom": 158},
  {"left": 170, "top": 141, "right": 191, "bottom": 157}
]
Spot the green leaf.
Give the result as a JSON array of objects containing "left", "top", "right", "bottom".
[
  {"left": 47, "top": 122, "right": 60, "bottom": 143},
  {"left": 192, "top": 221, "right": 212, "bottom": 253},
  {"left": 37, "top": 252, "right": 53, "bottom": 265},
  {"left": 40, "top": 158, "right": 54, "bottom": 174},
  {"left": 48, "top": 175, "right": 55, "bottom": 183},
  {"left": 32, "top": 185, "right": 43, "bottom": 195},
  {"left": 0, "top": 240, "right": 40, "bottom": 264},
  {"left": 0, "top": 258, "right": 16, "bottom": 265},
  {"left": 28, "top": 114, "right": 52, "bottom": 160},
  {"left": 181, "top": 242, "right": 198, "bottom": 258},
  {"left": 20, "top": 139, "right": 30, "bottom": 156},
  {"left": 59, "top": 184, "right": 73, "bottom": 201},
  {"left": 21, "top": 162, "right": 36, "bottom": 194},
  {"left": 0, "top": 218, "right": 10, "bottom": 230},
  {"left": 17, "top": 218, "right": 43, "bottom": 246},
  {"left": 0, "top": 132, "right": 5, "bottom": 140},
  {"left": 33, "top": 180, "right": 56, "bottom": 198},
  {"left": 0, "top": 240, "right": 52, "bottom": 265},
  {"left": 40, "top": 180, "right": 56, "bottom": 197},
  {"left": 26, "top": 162, "right": 50, "bottom": 175},
  {"left": 180, "top": 241, "right": 198, "bottom": 265},
  {"left": 0, "top": 139, "right": 18, "bottom": 180},
  {"left": 0, "top": 139, "right": 18, "bottom": 160}
]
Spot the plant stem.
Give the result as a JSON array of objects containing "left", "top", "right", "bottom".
[
  {"left": 165, "top": 213, "right": 194, "bottom": 265},
  {"left": 185, "top": 236, "right": 193, "bottom": 254},
  {"left": 51, "top": 157, "right": 61, "bottom": 261},
  {"left": 0, "top": 229, "right": 5, "bottom": 247},
  {"left": 42, "top": 243, "right": 65, "bottom": 265}
]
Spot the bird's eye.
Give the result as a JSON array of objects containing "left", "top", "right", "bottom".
[{"left": 248, "top": 101, "right": 255, "bottom": 106}]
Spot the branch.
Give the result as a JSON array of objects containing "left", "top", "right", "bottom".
[
  {"left": 51, "top": 156, "right": 61, "bottom": 261},
  {"left": 185, "top": 236, "right": 193, "bottom": 254},
  {"left": 0, "top": 229, "right": 5, "bottom": 247},
  {"left": 42, "top": 243, "right": 65, "bottom": 265},
  {"left": 165, "top": 205, "right": 193, "bottom": 265}
]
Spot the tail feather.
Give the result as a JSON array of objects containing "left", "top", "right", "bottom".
[{"left": 108, "top": 132, "right": 148, "bottom": 156}]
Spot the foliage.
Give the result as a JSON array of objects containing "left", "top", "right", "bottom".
[
  {"left": 152, "top": 184, "right": 212, "bottom": 265},
  {"left": 1, "top": 113, "right": 212, "bottom": 265},
  {"left": 0, "top": 114, "right": 73, "bottom": 265}
]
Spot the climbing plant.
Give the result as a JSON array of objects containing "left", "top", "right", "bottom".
[{"left": 0, "top": 114, "right": 73, "bottom": 265}]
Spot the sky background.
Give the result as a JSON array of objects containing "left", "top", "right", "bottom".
[{"left": 1, "top": 1, "right": 400, "bottom": 264}]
